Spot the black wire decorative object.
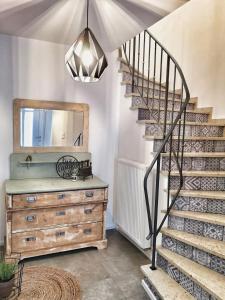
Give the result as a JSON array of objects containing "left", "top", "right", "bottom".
[
  {"left": 0, "top": 251, "right": 24, "bottom": 300},
  {"left": 56, "top": 155, "right": 93, "bottom": 181}
]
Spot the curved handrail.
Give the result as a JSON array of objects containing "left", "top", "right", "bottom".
[{"left": 121, "top": 29, "right": 190, "bottom": 269}]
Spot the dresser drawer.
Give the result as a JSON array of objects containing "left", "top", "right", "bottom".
[
  {"left": 12, "top": 189, "right": 105, "bottom": 209},
  {"left": 12, "top": 222, "right": 103, "bottom": 252},
  {"left": 12, "top": 203, "right": 103, "bottom": 232}
]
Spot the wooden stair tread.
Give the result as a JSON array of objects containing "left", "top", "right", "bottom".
[
  {"left": 163, "top": 209, "right": 225, "bottom": 226},
  {"left": 125, "top": 93, "right": 197, "bottom": 103},
  {"left": 145, "top": 135, "right": 225, "bottom": 141},
  {"left": 162, "top": 170, "right": 225, "bottom": 177},
  {"left": 141, "top": 265, "right": 194, "bottom": 300},
  {"left": 161, "top": 227, "right": 225, "bottom": 260},
  {"left": 169, "top": 189, "right": 225, "bottom": 200},
  {"left": 157, "top": 247, "right": 225, "bottom": 300},
  {"left": 139, "top": 120, "right": 225, "bottom": 126},
  {"left": 162, "top": 152, "right": 225, "bottom": 157},
  {"left": 130, "top": 105, "right": 211, "bottom": 114}
]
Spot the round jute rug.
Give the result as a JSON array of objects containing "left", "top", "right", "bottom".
[{"left": 18, "top": 266, "right": 81, "bottom": 300}]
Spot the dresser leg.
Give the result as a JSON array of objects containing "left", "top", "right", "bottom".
[{"left": 96, "top": 239, "right": 108, "bottom": 250}]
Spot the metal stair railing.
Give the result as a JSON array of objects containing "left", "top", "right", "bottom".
[{"left": 120, "top": 29, "right": 190, "bottom": 269}]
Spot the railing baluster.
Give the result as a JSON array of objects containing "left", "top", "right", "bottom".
[
  {"left": 157, "top": 49, "right": 163, "bottom": 123},
  {"left": 142, "top": 32, "right": 146, "bottom": 97},
  {"left": 163, "top": 56, "right": 170, "bottom": 139},
  {"left": 128, "top": 40, "right": 131, "bottom": 65},
  {"left": 146, "top": 36, "right": 152, "bottom": 109},
  {"left": 150, "top": 154, "right": 161, "bottom": 270},
  {"left": 137, "top": 34, "right": 141, "bottom": 88},
  {"left": 152, "top": 41, "right": 157, "bottom": 117},
  {"left": 132, "top": 37, "right": 136, "bottom": 93}
]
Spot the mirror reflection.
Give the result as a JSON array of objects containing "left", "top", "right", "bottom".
[{"left": 20, "top": 108, "right": 84, "bottom": 147}]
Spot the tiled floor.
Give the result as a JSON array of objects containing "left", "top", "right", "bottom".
[{"left": 25, "top": 230, "right": 150, "bottom": 300}]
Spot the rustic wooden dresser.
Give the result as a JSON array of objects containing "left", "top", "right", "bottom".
[{"left": 5, "top": 153, "right": 108, "bottom": 259}]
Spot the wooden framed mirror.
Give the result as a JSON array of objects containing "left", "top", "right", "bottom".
[{"left": 13, "top": 99, "right": 89, "bottom": 153}]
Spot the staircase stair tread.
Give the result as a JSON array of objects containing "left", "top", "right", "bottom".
[
  {"left": 161, "top": 227, "right": 225, "bottom": 259},
  {"left": 121, "top": 80, "right": 171, "bottom": 92},
  {"left": 141, "top": 265, "right": 194, "bottom": 300},
  {"left": 130, "top": 105, "right": 211, "bottom": 114},
  {"left": 162, "top": 170, "right": 225, "bottom": 177},
  {"left": 125, "top": 92, "right": 197, "bottom": 103},
  {"left": 169, "top": 189, "right": 225, "bottom": 200},
  {"left": 157, "top": 246, "right": 225, "bottom": 300},
  {"left": 162, "top": 152, "right": 225, "bottom": 157},
  {"left": 139, "top": 120, "right": 225, "bottom": 126},
  {"left": 163, "top": 209, "right": 225, "bottom": 226},
  {"left": 145, "top": 135, "right": 225, "bottom": 141}
]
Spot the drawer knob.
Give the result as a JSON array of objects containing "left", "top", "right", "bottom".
[
  {"left": 56, "top": 211, "right": 66, "bottom": 216},
  {"left": 25, "top": 236, "right": 36, "bottom": 242},
  {"left": 26, "top": 196, "right": 36, "bottom": 203},
  {"left": 84, "top": 208, "right": 92, "bottom": 214},
  {"left": 58, "top": 194, "right": 65, "bottom": 200},
  {"left": 85, "top": 191, "right": 94, "bottom": 198},
  {"left": 25, "top": 215, "right": 36, "bottom": 222},
  {"left": 56, "top": 231, "right": 65, "bottom": 237},
  {"left": 84, "top": 228, "right": 92, "bottom": 235}
]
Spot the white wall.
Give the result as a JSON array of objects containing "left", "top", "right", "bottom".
[
  {"left": 0, "top": 34, "right": 120, "bottom": 243},
  {"left": 150, "top": 0, "right": 225, "bottom": 119}
]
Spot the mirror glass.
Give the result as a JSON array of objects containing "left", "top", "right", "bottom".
[{"left": 20, "top": 108, "right": 84, "bottom": 147}]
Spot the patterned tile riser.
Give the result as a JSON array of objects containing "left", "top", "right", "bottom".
[
  {"left": 138, "top": 108, "right": 209, "bottom": 123},
  {"left": 162, "top": 234, "right": 225, "bottom": 276},
  {"left": 162, "top": 157, "right": 225, "bottom": 171},
  {"left": 145, "top": 124, "right": 224, "bottom": 138},
  {"left": 173, "top": 196, "right": 225, "bottom": 215},
  {"left": 168, "top": 215, "right": 225, "bottom": 242},
  {"left": 122, "top": 70, "right": 166, "bottom": 90},
  {"left": 131, "top": 96, "right": 195, "bottom": 111},
  {"left": 157, "top": 254, "right": 214, "bottom": 300},
  {"left": 153, "top": 140, "right": 225, "bottom": 153},
  {"left": 126, "top": 84, "right": 181, "bottom": 100},
  {"left": 170, "top": 176, "right": 225, "bottom": 191}
]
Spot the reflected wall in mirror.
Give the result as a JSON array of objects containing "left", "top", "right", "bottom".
[
  {"left": 20, "top": 108, "right": 84, "bottom": 147},
  {"left": 14, "top": 99, "right": 89, "bottom": 153}
]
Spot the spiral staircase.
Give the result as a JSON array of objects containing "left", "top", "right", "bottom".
[{"left": 119, "top": 30, "right": 225, "bottom": 300}]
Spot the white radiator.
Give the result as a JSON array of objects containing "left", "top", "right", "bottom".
[{"left": 115, "top": 158, "right": 153, "bottom": 249}]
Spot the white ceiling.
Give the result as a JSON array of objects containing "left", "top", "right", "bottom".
[{"left": 0, "top": 0, "right": 188, "bottom": 51}]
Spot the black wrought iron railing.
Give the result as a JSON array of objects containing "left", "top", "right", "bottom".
[{"left": 120, "top": 30, "right": 190, "bottom": 269}]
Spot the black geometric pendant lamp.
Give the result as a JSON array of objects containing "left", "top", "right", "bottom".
[{"left": 65, "top": 0, "right": 108, "bottom": 82}]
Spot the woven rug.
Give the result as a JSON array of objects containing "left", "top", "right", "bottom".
[{"left": 18, "top": 266, "right": 81, "bottom": 300}]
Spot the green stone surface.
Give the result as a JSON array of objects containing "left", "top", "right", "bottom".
[{"left": 5, "top": 176, "right": 108, "bottom": 194}]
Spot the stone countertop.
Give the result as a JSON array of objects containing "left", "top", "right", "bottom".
[{"left": 5, "top": 176, "right": 108, "bottom": 194}]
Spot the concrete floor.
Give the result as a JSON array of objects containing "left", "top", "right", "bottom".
[{"left": 25, "top": 230, "right": 150, "bottom": 299}]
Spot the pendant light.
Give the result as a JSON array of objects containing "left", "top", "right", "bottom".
[{"left": 65, "top": 0, "right": 108, "bottom": 82}]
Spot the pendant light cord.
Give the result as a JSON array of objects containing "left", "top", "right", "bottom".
[{"left": 87, "top": 0, "right": 89, "bottom": 28}]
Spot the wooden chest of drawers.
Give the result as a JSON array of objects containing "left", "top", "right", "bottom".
[{"left": 5, "top": 182, "right": 108, "bottom": 259}]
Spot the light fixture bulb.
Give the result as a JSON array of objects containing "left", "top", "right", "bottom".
[{"left": 81, "top": 49, "right": 93, "bottom": 67}]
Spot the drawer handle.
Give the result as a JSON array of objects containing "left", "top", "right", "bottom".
[
  {"left": 84, "top": 228, "right": 92, "bottom": 235},
  {"left": 84, "top": 208, "right": 92, "bottom": 214},
  {"left": 25, "top": 236, "right": 36, "bottom": 242},
  {"left": 58, "top": 194, "right": 65, "bottom": 200},
  {"left": 56, "top": 211, "right": 66, "bottom": 216},
  {"left": 26, "top": 196, "right": 36, "bottom": 203},
  {"left": 85, "top": 191, "right": 94, "bottom": 198},
  {"left": 25, "top": 215, "right": 36, "bottom": 222},
  {"left": 56, "top": 231, "right": 65, "bottom": 237}
]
